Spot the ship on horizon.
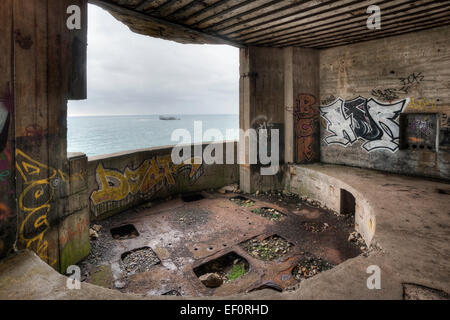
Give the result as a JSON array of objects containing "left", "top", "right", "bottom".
[{"left": 159, "top": 115, "right": 180, "bottom": 120}]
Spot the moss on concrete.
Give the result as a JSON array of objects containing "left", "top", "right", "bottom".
[{"left": 60, "top": 240, "right": 90, "bottom": 274}]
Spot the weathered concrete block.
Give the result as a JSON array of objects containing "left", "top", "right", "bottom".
[{"left": 58, "top": 209, "right": 90, "bottom": 273}]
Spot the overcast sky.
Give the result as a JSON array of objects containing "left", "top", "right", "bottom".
[{"left": 68, "top": 4, "right": 239, "bottom": 116}]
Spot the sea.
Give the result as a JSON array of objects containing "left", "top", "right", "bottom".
[{"left": 67, "top": 114, "right": 239, "bottom": 157}]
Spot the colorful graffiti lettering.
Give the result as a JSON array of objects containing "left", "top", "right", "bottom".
[
  {"left": 59, "top": 216, "right": 89, "bottom": 246},
  {"left": 16, "top": 149, "right": 58, "bottom": 266},
  {"left": 293, "top": 94, "right": 319, "bottom": 162},
  {"left": 408, "top": 119, "right": 434, "bottom": 137},
  {"left": 91, "top": 155, "right": 204, "bottom": 207},
  {"left": 320, "top": 96, "right": 409, "bottom": 152},
  {"left": 407, "top": 97, "right": 438, "bottom": 111},
  {"left": 15, "top": 149, "right": 78, "bottom": 266},
  {"left": 58, "top": 168, "right": 85, "bottom": 183}
]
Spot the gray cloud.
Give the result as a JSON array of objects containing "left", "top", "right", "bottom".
[{"left": 68, "top": 4, "right": 239, "bottom": 116}]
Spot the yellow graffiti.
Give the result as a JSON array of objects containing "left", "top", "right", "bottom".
[
  {"left": 58, "top": 168, "right": 85, "bottom": 183},
  {"left": 91, "top": 155, "right": 203, "bottom": 205},
  {"left": 15, "top": 149, "right": 77, "bottom": 266},
  {"left": 407, "top": 97, "right": 438, "bottom": 111}
]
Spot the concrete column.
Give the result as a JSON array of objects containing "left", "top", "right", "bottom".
[
  {"left": 285, "top": 47, "right": 320, "bottom": 164},
  {"left": 239, "top": 47, "right": 285, "bottom": 193},
  {"left": 239, "top": 46, "right": 320, "bottom": 193}
]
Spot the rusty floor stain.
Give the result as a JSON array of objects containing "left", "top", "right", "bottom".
[{"left": 78, "top": 191, "right": 362, "bottom": 297}]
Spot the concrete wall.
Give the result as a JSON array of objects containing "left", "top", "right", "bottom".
[
  {"left": 239, "top": 46, "right": 320, "bottom": 193},
  {"left": 319, "top": 25, "right": 450, "bottom": 180},
  {"left": 88, "top": 142, "right": 240, "bottom": 220},
  {"left": 0, "top": 0, "right": 89, "bottom": 271},
  {"left": 239, "top": 47, "right": 286, "bottom": 194},
  {"left": 286, "top": 164, "right": 376, "bottom": 246}
]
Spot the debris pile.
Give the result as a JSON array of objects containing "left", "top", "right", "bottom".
[
  {"left": 230, "top": 196, "right": 255, "bottom": 207},
  {"left": 218, "top": 184, "right": 239, "bottom": 194},
  {"left": 292, "top": 254, "right": 335, "bottom": 281},
  {"left": 122, "top": 247, "right": 160, "bottom": 274},
  {"left": 252, "top": 207, "right": 285, "bottom": 221},
  {"left": 243, "top": 236, "right": 292, "bottom": 261},
  {"left": 302, "top": 221, "right": 330, "bottom": 233},
  {"left": 89, "top": 224, "right": 102, "bottom": 240}
]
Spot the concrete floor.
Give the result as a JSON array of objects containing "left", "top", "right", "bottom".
[
  {"left": 78, "top": 191, "right": 361, "bottom": 297},
  {"left": 0, "top": 164, "right": 448, "bottom": 300}
]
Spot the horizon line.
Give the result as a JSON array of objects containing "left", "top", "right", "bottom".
[{"left": 68, "top": 113, "right": 239, "bottom": 117}]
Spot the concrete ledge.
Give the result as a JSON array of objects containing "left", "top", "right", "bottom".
[{"left": 1, "top": 165, "right": 448, "bottom": 300}]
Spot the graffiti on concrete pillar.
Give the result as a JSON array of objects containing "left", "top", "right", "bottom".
[
  {"left": 0, "top": 86, "right": 13, "bottom": 153},
  {"left": 15, "top": 149, "right": 58, "bottom": 266},
  {"left": 293, "top": 94, "right": 319, "bottom": 162},
  {"left": 91, "top": 155, "right": 204, "bottom": 211},
  {"left": 320, "top": 96, "right": 409, "bottom": 152}
]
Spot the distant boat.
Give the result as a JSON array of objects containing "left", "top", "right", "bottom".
[{"left": 159, "top": 115, "right": 180, "bottom": 120}]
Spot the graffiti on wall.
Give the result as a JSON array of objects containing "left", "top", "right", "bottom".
[
  {"left": 320, "top": 96, "right": 409, "bottom": 152},
  {"left": 371, "top": 72, "right": 424, "bottom": 102},
  {"left": 403, "top": 114, "right": 438, "bottom": 151},
  {"left": 59, "top": 216, "right": 89, "bottom": 247},
  {"left": 0, "top": 87, "right": 13, "bottom": 153},
  {"left": 15, "top": 149, "right": 78, "bottom": 266},
  {"left": 91, "top": 155, "right": 205, "bottom": 208},
  {"left": 292, "top": 94, "right": 319, "bottom": 162},
  {"left": 406, "top": 97, "right": 438, "bottom": 111}
]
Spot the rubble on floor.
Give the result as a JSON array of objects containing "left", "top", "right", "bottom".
[
  {"left": 243, "top": 236, "right": 292, "bottom": 261},
  {"left": 292, "top": 254, "right": 335, "bottom": 281}
]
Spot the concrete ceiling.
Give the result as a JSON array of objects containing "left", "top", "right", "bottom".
[{"left": 90, "top": 0, "right": 450, "bottom": 48}]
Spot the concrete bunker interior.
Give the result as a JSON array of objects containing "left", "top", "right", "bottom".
[{"left": 0, "top": 0, "right": 449, "bottom": 300}]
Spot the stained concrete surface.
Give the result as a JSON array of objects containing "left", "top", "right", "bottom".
[
  {"left": 78, "top": 191, "right": 361, "bottom": 297},
  {"left": 0, "top": 164, "right": 448, "bottom": 300}
]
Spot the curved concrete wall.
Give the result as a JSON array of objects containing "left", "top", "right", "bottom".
[
  {"left": 286, "top": 164, "right": 376, "bottom": 246},
  {"left": 87, "top": 141, "right": 239, "bottom": 220}
]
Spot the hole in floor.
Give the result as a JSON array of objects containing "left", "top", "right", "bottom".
[
  {"left": 292, "top": 253, "right": 335, "bottom": 281},
  {"left": 252, "top": 207, "right": 286, "bottom": 221},
  {"left": 110, "top": 224, "right": 139, "bottom": 240},
  {"left": 242, "top": 235, "right": 293, "bottom": 261},
  {"left": 181, "top": 193, "right": 205, "bottom": 202},
  {"left": 121, "top": 247, "right": 160, "bottom": 274},
  {"left": 230, "top": 196, "right": 255, "bottom": 207},
  {"left": 436, "top": 188, "right": 450, "bottom": 195},
  {"left": 193, "top": 252, "right": 249, "bottom": 288},
  {"left": 340, "top": 189, "right": 355, "bottom": 215}
]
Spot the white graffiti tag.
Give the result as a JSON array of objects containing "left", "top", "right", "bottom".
[{"left": 320, "top": 97, "right": 408, "bottom": 152}]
